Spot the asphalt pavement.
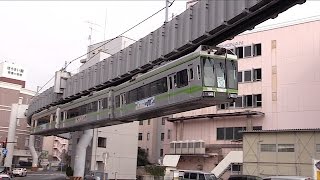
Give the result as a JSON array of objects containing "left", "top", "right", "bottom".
[{"left": 13, "top": 171, "right": 67, "bottom": 180}]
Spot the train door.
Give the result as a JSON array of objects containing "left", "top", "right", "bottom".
[
  {"left": 167, "top": 73, "right": 176, "bottom": 104},
  {"left": 188, "top": 64, "right": 195, "bottom": 98}
]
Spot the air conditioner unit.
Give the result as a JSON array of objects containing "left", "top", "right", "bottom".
[
  {"left": 188, "top": 140, "right": 195, "bottom": 154},
  {"left": 181, "top": 141, "right": 188, "bottom": 154},
  {"left": 175, "top": 141, "right": 182, "bottom": 154},
  {"left": 195, "top": 140, "right": 205, "bottom": 154},
  {"left": 170, "top": 141, "right": 176, "bottom": 154}
]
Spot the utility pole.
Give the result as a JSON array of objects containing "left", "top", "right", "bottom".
[{"left": 165, "top": 0, "right": 169, "bottom": 22}]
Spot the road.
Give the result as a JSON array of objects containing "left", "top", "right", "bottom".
[{"left": 13, "top": 171, "right": 66, "bottom": 180}]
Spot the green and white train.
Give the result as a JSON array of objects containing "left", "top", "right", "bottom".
[{"left": 31, "top": 45, "right": 238, "bottom": 135}]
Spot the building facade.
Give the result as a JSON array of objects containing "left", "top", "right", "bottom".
[
  {"left": 138, "top": 116, "right": 174, "bottom": 164},
  {"left": 42, "top": 136, "right": 68, "bottom": 164},
  {"left": 243, "top": 129, "right": 320, "bottom": 177},
  {"left": 162, "top": 18, "right": 320, "bottom": 177},
  {"left": 0, "top": 61, "right": 41, "bottom": 165}
]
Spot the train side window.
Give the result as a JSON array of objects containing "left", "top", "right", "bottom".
[
  {"left": 102, "top": 98, "right": 108, "bottom": 109},
  {"left": 189, "top": 68, "right": 194, "bottom": 80},
  {"left": 120, "top": 93, "right": 126, "bottom": 106},
  {"left": 197, "top": 65, "right": 201, "bottom": 80},
  {"left": 174, "top": 75, "right": 177, "bottom": 87},
  {"left": 115, "top": 95, "right": 120, "bottom": 108},
  {"left": 169, "top": 76, "right": 173, "bottom": 89},
  {"left": 129, "top": 88, "right": 138, "bottom": 103},
  {"left": 177, "top": 69, "right": 188, "bottom": 88}
]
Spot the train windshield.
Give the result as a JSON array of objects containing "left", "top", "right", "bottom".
[
  {"left": 227, "top": 60, "right": 238, "bottom": 89},
  {"left": 203, "top": 58, "right": 216, "bottom": 87},
  {"left": 203, "top": 58, "right": 226, "bottom": 88}
]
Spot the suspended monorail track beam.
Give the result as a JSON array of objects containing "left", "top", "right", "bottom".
[{"left": 27, "top": 0, "right": 306, "bottom": 135}]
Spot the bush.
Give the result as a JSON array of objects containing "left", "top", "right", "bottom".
[
  {"left": 66, "top": 166, "right": 74, "bottom": 177},
  {"left": 145, "top": 165, "right": 165, "bottom": 177}
]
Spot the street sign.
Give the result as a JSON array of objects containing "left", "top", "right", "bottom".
[{"left": 2, "top": 149, "right": 8, "bottom": 156}]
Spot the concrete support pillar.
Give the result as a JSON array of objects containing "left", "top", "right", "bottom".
[
  {"left": 29, "top": 135, "right": 39, "bottom": 169},
  {"left": 4, "top": 104, "right": 18, "bottom": 168},
  {"left": 73, "top": 130, "right": 93, "bottom": 178}
]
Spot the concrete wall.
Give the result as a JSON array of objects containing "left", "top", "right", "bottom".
[
  {"left": 243, "top": 131, "right": 320, "bottom": 177},
  {"left": 71, "top": 122, "right": 139, "bottom": 179}
]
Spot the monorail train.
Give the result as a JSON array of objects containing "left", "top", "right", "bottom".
[{"left": 31, "top": 45, "right": 238, "bottom": 135}]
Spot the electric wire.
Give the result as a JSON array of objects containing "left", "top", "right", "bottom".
[{"left": 33, "top": 0, "right": 175, "bottom": 97}]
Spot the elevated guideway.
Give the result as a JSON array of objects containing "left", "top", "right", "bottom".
[
  {"left": 27, "top": 0, "right": 306, "bottom": 136},
  {"left": 27, "top": 0, "right": 306, "bottom": 119}
]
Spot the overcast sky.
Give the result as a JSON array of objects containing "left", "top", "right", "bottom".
[{"left": 0, "top": 0, "right": 319, "bottom": 92}]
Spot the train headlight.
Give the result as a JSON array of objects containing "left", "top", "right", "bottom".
[{"left": 203, "top": 91, "right": 215, "bottom": 97}]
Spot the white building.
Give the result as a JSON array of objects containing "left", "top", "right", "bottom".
[{"left": 69, "top": 37, "right": 139, "bottom": 179}]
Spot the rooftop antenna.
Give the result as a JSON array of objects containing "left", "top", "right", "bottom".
[
  {"left": 85, "top": 21, "right": 102, "bottom": 46},
  {"left": 103, "top": 8, "right": 107, "bottom": 41}
]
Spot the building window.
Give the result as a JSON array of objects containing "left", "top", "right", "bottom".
[
  {"left": 148, "top": 119, "right": 150, "bottom": 125},
  {"left": 139, "top": 121, "right": 143, "bottom": 125},
  {"left": 217, "top": 128, "right": 225, "bottom": 140},
  {"left": 244, "top": 95, "right": 253, "bottom": 107},
  {"left": 147, "top": 133, "right": 150, "bottom": 141},
  {"left": 244, "top": 46, "right": 252, "bottom": 57},
  {"left": 254, "top": 94, "right": 262, "bottom": 107},
  {"left": 138, "top": 133, "right": 143, "bottom": 141},
  {"left": 253, "top": 126, "right": 262, "bottom": 130},
  {"left": 162, "top": 117, "right": 167, "bottom": 125},
  {"left": 261, "top": 144, "right": 276, "bottom": 152},
  {"left": 278, "top": 144, "right": 294, "bottom": 152},
  {"left": 236, "top": 47, "right": 243, "bottom": 58},
  {"left": 98, "top": 137, "right": 106, "bottom": 148},
  {"left": 253, "top": 43, "right": 262, "bottom": 56},
  {"left": 316, "top": 144, "right": 320, "bottom": 153},
  {"left": 253, "top": 68, "right": 262, "bottom": 81},
  {"left": 244, "top": 70, "right": 252, "bottom": 82},
  {"left": 217, "top": 127, "right": 247, "bottom": 140},
  {"left": 238, "top": 72, "right": 243, "bottom": 82},
  {"left": 160, "top": 149, "right": 163, "bottom": 157},
  {"left": 161, "top": 133, "right": 164, "bottom": 141},
  {"left": 235, "top": 96, "right": 243, "bottom": 108},
  {"left": 231, "top": 164, "right": 242, "bottom": 173},
  {"left": 167, "top": 129, "right": 171, "bottom": 139}
]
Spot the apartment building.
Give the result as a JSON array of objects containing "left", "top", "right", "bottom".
[
  {"left": 0, "top": 61, "right": 42, "bottom": 164},
  {"left": 42, "top": 136, "right": 68, "bottom": 163},
  {"left": 138, "top": 116, "right": 174, "bottom": 164},
  {"left": 162, "top": 17, "right": 320, "bottom": 178}
]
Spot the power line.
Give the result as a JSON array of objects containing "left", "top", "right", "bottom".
[
  {"left": 34, "top": 1, "right": 176, "bottom": 97},
  {"left": 65, "top": 0, "right": 175, "bottom": 70}
]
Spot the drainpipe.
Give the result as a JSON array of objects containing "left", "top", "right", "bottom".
[
  {"left": 29, "top": 135, "right": 39, "bottom": 169},
  {"left": 73, "top": 130, "right": 93, "bottom": 178}
]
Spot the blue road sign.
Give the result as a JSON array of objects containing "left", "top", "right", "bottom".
[{"left": 2, "top": 149, "right": 7, "bottom": 156}]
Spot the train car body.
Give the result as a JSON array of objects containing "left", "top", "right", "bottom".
[{"left": 31, "top": 45, "right": 238, "bottom": 135}]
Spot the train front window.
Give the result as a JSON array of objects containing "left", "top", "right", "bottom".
[
  {"left": 215, "top": 59, "right": 226, "bottom": 88},
  {"left": 202, "top": 58, "right": 216, "bottom": 87},
  {"left": 227, "top": 60, "right": 238, "bottom": 89}
]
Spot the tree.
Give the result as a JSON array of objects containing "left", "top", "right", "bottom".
[{"left": 137, "top": 147, "right": 149, "bottom": 166}]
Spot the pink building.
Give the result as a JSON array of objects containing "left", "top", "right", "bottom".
[{"left": 162, "top": 18, "right": 320, "bottom": 177}]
